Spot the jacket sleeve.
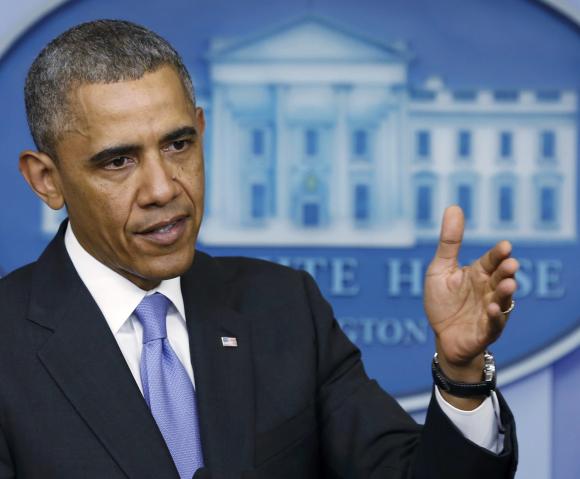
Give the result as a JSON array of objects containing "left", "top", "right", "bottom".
[
  {"left": 0, "top": 423, "right": 15, "bottom": 478},
  {"left": 300, "top": 270, "right": 517, "bottom": 478}
]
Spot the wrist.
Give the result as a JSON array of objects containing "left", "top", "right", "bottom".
[
  {"left": 435, "top": 350, "right": 485, "bottom": 383},
  {"left": 432, "top": 350, "right": 496, "bottom": 410}
]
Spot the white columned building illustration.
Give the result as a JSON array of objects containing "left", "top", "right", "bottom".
[{"left": 198, "top": 17, "right": 577, "bottom": 246}]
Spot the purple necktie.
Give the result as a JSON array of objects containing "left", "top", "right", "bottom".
[{"left": 134, "top": 293, "right": 204, "bottom": 479}]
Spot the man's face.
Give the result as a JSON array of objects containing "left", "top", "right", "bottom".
[{"left": 53, "top": 66, "right": 205, "bottom": 289}]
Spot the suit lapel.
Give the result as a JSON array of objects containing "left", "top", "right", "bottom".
[
  {"left": 182, "top": 253, "right": 255, "bottom": 477},
  {"left": 27, "top": 226, "right": 179, "bottom": 479}
]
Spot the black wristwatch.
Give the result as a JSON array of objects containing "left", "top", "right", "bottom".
[{"left": 431, "top": 351, "right": 496, "bottom": 398}]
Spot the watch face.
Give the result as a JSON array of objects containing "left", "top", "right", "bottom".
[
  {"left": 483, "top": 352, "right": 496, "bottom": 382},
  {"left": 484, "top": 368, "right": 495, "bottom": 383}
]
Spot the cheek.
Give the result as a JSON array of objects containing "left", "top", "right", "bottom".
[
  {"left": 179, "top": 156, "right": 205, "bottom": 197},
  {"left": 103, "top": 190, "right": 137, "bottom": 232},
  {"left": 191, "top": 169, "right": 205, "bottom": 207},
  {"left": 74, "top": 185, "right": 132, "bottom": 233}
]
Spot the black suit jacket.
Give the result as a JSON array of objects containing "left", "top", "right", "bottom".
[{"left": 0, "top": 225, "right": 517, "bottom": 478}]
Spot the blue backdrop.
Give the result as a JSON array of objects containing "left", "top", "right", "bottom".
[{"left": 1, "top": 1, "right": 579, "bottom": 477}]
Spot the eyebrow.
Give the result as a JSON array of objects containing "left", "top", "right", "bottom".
[
  {"left": 87, "top": 144, "right": 140, "bottom": 166},
  {"left": 161, "top": 126, "right": 197, "bottom": 144},
  {"left": 87, "top": 126, "right": 198, "bottom": 166}
]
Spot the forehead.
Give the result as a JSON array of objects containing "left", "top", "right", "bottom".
[{"left": 65, "top": 66, "right": 195, "bottom": 142}]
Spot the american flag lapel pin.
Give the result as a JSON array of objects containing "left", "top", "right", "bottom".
[{"left": 221, "top": 336, "right": 238, "bottom": 348}]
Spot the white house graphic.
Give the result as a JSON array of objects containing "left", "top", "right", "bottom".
[
  {"left": 43, "top": 17, "right": 578, "bottom": 246},
  {"left": 199, "top": 17, "right": 578, "bottom": 246}
]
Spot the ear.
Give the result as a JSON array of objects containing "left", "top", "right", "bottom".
[
  {"left": 19, "top": 150, "right": 65, "bottom": 210},
  {"left": 195, "top": 106, "right": 206, "bottom": 136}
]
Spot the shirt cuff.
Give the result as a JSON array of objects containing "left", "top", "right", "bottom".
[{"left": 435, "top": 386, "right": 504, "bottom": 454}]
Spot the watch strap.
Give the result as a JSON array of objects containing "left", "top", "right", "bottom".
[{"left": 431, "top": 351, "right": 496, "bottom": 398}]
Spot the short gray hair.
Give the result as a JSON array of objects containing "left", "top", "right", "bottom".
[{"left": 24, "top": 19, "right": 195, "bottom": 161}]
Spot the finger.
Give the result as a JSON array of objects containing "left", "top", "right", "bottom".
[
  {"left": 487, "top": 291, "right": 514, "bottom": 333},
  {"left": 433, "top": 205, "right": 464, "bottom": 264},
  {"left": 490, "top": 277, "right": 517, "bottom": 313},
  {"left": 489, "top": 258, "right": 519, "bottom": 290},
  {"left": 486, "top": 278, "right": 517, "bottom": 340},
  {"left": 478, "top": 240, "right": 512, "bottom": 275},
  {"left": 486, "top": 303, "right": 509, "bottom": 341}
]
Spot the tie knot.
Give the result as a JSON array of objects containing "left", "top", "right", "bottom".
[{"left": 134, "top": 293, "right": 170, "bottom": 343}]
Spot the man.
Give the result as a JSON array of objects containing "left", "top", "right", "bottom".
[{"left": 0, "top": 20, "right": 518, "bottom": 478}]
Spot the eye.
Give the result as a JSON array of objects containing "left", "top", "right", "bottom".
[
  {"left": 163, "top": 139, "right": 191, "bottom": 153},
  {"left": 173, "top": 140, "right": 187, "bottom": 151},
  {"left": 104, "top": 156, "right": 135, "bottom": 170}
]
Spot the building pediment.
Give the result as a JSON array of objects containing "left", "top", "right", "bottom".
[{"left": 209, "top": 17, "right": 409, "bottom": 64}]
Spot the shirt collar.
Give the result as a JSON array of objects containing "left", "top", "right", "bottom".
[{"left": 64, "top": 223, "right": 186, "bottom": 334}]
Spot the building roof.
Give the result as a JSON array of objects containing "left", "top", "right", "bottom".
[{"left": 208, "top": 16, "right": 411, "bottom": 64}]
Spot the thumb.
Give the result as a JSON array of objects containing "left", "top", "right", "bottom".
[{"left": 432, "top": 205, "right": 465, "bottom": 267}]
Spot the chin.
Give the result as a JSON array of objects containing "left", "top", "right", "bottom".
[{"left": 147, "top": 250, "right": 195, "bottom": 281}]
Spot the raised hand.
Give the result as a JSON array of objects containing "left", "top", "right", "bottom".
[{"left": 424, "top": 205, "right": 518, "bottom": 390}]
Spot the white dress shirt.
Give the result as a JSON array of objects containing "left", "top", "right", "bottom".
[
  {"left": 64, "top": 224, "right": 502, "bottom": 453},
  {"left": 64, "top": 225, "right": 195, "bottom": 391}
]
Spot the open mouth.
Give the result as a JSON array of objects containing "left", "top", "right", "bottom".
[{"left": 136, "top": 216, "right": 189, "bottom": 245}]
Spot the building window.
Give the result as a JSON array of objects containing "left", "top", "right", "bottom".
[
  {"left": 453, "top": 90, "right": 477, "bottom": 102},
  {"left": 458, "top": 130, "right": 471, "bottom": 159},
  {"left": 540, "top": 187, "right": 556, "bottom": 223},
  {"left": 540, "top": 130, "right": 556, "bottom": 160},
  {"left": 252, "top": 129, "right": 264, "bottom": 156},
  {"left": 416, "top": 130, "right": 431, "bottom": 159},
  {"left": 305, "top": 129, "right": 318, "bottom": 156},
  {"left": 451, "top": 173, "right": 477, "bottom": 226},
  {"left": 353, "top": 130, "right": 368, "bottom": 157},
  {"left": 413, "top": 172, "right": 437, "bottom": 228},
  {"left": 493, "top": 174, "right": 517, "bottom": 227},
  {"left": 499, "top": 185, "right": 514, "bottom": 223},
  {"left": 537, "top": 91, "right": 560, "bottom": 102},
  {"left": 416, "top": 185, "right": 432, "bottom": 224},
  {"left": 354, "top": 184, "right": 370, "bottom": 221},
  {"left": 534, "top": 173, "right": 561, "bottom": 228},
  {"left": 303, "top": 202, "right": 320, "bottom": 226},
  {"left": 457, "top": 184, "right": 473, "bottom": 223},
  {"left": 414, "top": 172, "right": 437, "bottom": 226},
  {"left": 499, "top": 131, "right": 512, "bottom": 159},
  {"left": 251, "top": 184, "right": 266, "bottom": 219},
  {"left": 494, "top": 90, "right": 519, "bottom": 102}
]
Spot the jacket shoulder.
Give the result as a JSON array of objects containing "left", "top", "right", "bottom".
[
  {"left": 0, "top": 262, "right": 35, "bottom": 296},
  {"left": 0, "top": 262, "right": 35, "bottom": 321},
  {"left": 214, "top": 255, "right": 301, "bottom": 281},
  {"left": 207, "top": 254, "right": 312, "bottom": 312}
]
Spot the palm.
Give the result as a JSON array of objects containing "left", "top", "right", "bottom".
[
  {"left": 426, "top": 260, "right": 497, "bottom": 363},
  {"left": 424, "top": 206, "right": 518, "bottom": 366}
]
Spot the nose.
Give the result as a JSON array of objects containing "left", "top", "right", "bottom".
[{"left": 137, "top": 154, "right": 179, "bottom": 207}]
